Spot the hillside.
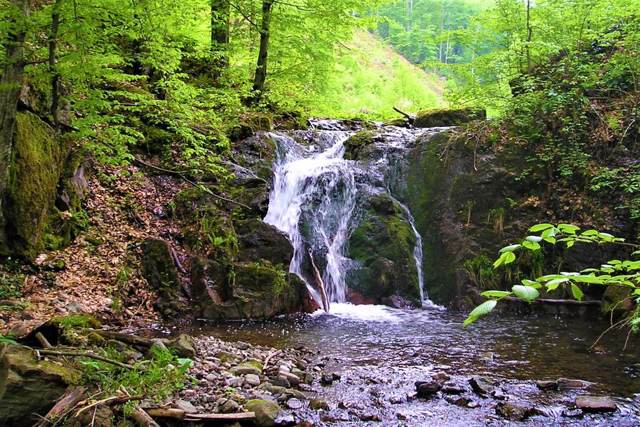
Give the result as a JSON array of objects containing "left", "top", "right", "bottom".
[{"left": 311, "top": 30, "right": 446, "bottom": 119}]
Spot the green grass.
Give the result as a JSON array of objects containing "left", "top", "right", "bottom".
[{"left": 311, "top": 30, "right": 446, "bottom": 119}]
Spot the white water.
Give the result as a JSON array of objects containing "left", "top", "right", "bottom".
[{"left": 264, "top": 126, "right": 434, "bottom": 308}]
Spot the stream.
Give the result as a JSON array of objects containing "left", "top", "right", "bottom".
[{"left": 198, "top": 121, "right": 640, "bottom": 425}]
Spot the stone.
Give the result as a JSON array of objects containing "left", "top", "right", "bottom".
[
  {"left": 442, "top": 383, "right": 465, "bottom": 395},
  {"left": 279, "top": 372, "right": 300, "bottom": 386},
  {"left": 270, "top": 376, "right": 291, "bottom": 388},
  {"left": 286, "top": 398, "right": 303, "bottom": 410},
  {"left": 469, "top": 376, "right": 495, "bottom": 396},
  {"left": 495, "top": 402, "right": 534, "bottom": 421},
  {"left": 168, "top": 334, "right": 196, "bottom": 358},
  {"left": 445, "top": 395, "right": 472, "bottom": 407},
  {"left": 575, "top": 396, "right": 617, "bottom": 413},
  {"left": 221, "top": 399, "right": 240, "bottom": 413},
  {"left": 175, "top": 399, "right": 198, "bottom": 414},
  {"left": 415, "top": 380, "right": 442, "bottom": 398},
  {"left": 310, "top": 398, "right": 329, "bottom": 410},
  {"left": 274, "top": 412, "right": 296, "bottom": 426},
  {"left": 141, "top": 239, "right": 186, "bottom": 317},
  {"left": 0, "top": 344, "right": 81, "bottom": 426},
  {"left": 557, "top": 378, "right": 590, "bottom": 390},
  {"left": 231, "top": 360, "right": 263, "bottom": 376},
  {"left": 245, "top": 374, "right": 261, "bottom": 386},
  {"left": 536, "top": 380, "right": 558, "bottom": 390},
  {"left": 244, "top": 399, "right": 281, "bottom": 427},
  {"left": 414, "top": 108, "right": 486, "bottom": 128}
]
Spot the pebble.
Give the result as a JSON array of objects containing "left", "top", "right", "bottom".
[
  {"left": 245, "top": 374, "right": 261, "bottom": 386},
  {"left": 286, "top": 398, "right": 303, "bottom": 410}
]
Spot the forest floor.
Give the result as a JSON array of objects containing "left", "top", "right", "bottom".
[{"left": 0, "top": 162, "right": 188, "bottom": 335}]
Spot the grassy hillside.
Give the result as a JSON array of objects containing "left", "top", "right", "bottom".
[{"left": 311, "top": 30, "right": 446, "bottom": 119}]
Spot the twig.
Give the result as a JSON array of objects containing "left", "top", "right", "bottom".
[
  {"left": 131, "top": 405, "right": 160, "bottom": 427},
  {"left": 263, "top": 350, "right": 281, "bottom": 373},
  {"left": 144, "top": 408, "right": 186, "bottom": 419},
  {"left": 37, "top": 349, "right": 134, "bottom": 370},
  {"left": 392, "top": 106, "right": 415, "bottom": 124},
  {"left": 35, "top": 386, "right": 87, "bottom": 427},
  {"left": 308, "top": 250, "right": 330, "bottom": 312},
  {"left": 589, "top": 317, "right": 628, "bottom": 351},
  {"left": 184, "top": 412, "right": 256, "bottom": 421},
  {"left": 75, "top": 394, "right": 143, "bottom": 417},
  {"left": 35, "top": 332, "right": 53, "bottom": 349}
]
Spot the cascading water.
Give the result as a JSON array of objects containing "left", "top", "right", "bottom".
[{"left": 264, "top": 122, "right": 433, "bottom": 308}]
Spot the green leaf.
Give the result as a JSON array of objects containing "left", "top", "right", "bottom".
[
  {"left": 581, "top": 229, "right": 598, "bottom": 237},
  {"left": 570, "top": 283, "right": 584, "bottom": 301},
  {"left": 464, "top": 300, "right": 498, "bottom": 326},
  {"left": 558, "top": 224, "right": 580, "bottom": 234},
  {"left": 493, "top": 251, "right": 516, "bottom": 268},
  {"left": 511, "top": 285, "right": 540, "bottom": 302},
  {"left": 480, "top": 290, "right": 512, "bottom": 298},
  {"left": 522, "top": 240, "right": 541, "bottom": 251},
  {"left": 499, "top": 244, "right": 521, "bottom": 253},
  {"left": 530, "top": 223, "right": 554, "bottom": 232},
  {"left": 546, "top": 278, "right": 568, "bottom": 291},
  {"left": 525, "top": 236, "right": 543, "bottom": 243},
  {"left": 573, "top": 275, "right": 605, "bottom": 284},
  {"left": 521, "top": 279, "right": 542, "bottom": 288}
]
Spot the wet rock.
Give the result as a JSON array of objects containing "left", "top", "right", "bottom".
[
  {"left": 415, "top": 380, "right": 442, "bottom": 398},
  {"left": 274, "top": 412, "right": 296, "bottom": 426},
  {"left": 358, "top": 412, "right": 381, "bottom": 422},
  {"left": 414, "top": 108, "right": 486, "bottom": 128},
  {"left": 175, "top": 399, "right": 198, "bottom": 414},
  {"left": 320, "top": 372, "right": 340, "bottom": 385},
  {"left": 557, "top": 378, "right": 590, "bottom": 390},
  {"left": 432, "top": 372, "right": 450, "bottom": 382},
  {"left": 442, "top": 381, "right": 465, "bottom": 395},
  {"left": 562, "top": 408, "right": 584, "bottom": 418},
  {"left": 469, "top": 376, "right": 495, "bottom": 396},
  {"left": 445, "top": 395, "right": 472, "bottom": 407},
  {"left": 279, "top": 372, "right": 300, "bottom": 386},
  {"left": 141, "top": 239, "right": 186, "bottom": 317},
  {"left": 221, "top": 399, "right": 240, "bottom": 413},
  {"left": 491, "top": 389, "right": 506, "bottom": 400},
  {"left": 286, "top": 398, "right": 303, "bottom": 410},
  {"left": 496, "top": 402, "right": 534, "bottom": 421},
  {"left": 310, "top": 398, "right": 329, "bottom": 410},
  {"left": 244, "top": 399, "right": 281, "bottom": 427},
  {"left": 536, "top": 380, "right": 558, "bottom": 390},
  {"left": 270, "top": 376, "right": 291, "bottom": 388},
  {"left": 575, "top": 396, "right": 617, "bottom": 413},
  {"left": 245, "top": 374, "right": 261, "bottom": 386}
]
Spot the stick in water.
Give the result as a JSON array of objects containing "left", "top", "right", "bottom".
[{"left": 308, "top": 250, "right": 330, "bottom": 312}]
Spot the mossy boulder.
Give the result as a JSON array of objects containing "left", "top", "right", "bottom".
[
  {"left": 346, "top": 193, "right": 421, "bottom": 305},
  {"left": 235, "top": 219, "right": 292, "bottom": 265},
  {"left": 343, "top": 130, "right": 376, "bottom": 161},
  {"left": 602, "top": 286, "right": 635, "bottom": 314},
  {"left": 244, "top": 399, "right": 281, "bottom": 427},
  {"left": 414, "top": 108, "right": 486, "bottom": 128},
  {"left": 141, "top": 239, "right": 187, "bottom": 318},
  {"left": 0, "top": 344, "right": 81, "bottom": 426},
  {"left": 229, "top": 112, "right": 273, "bottom": 141},
  {"left": 2, "top": 112, "right": 71, "bottom": 258}
]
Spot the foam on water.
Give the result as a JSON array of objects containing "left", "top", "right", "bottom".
[{"left": 312, "top": 302, "right": 404, "bottom": 322}]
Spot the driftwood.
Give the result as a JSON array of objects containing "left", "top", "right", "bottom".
[
  {"left": 75, "top": 395, "right": 143, "bottom": 417},
  {"left": 503, "top": 297, "right": 601, "bottom": 306},
  {"left": 35, "top": 331, "right": 53, "bottom": 349},
  {"left": 392, "top": 106, "right": 416, "bottom": 124},
  {"left": 144, "top": 408, "right": 186, "bottom": 419},
  {"left": 37, "top": 349, "right": 134, "bottom": 370},
  {"left": 94, "top": 330, "right": 155, "bottom": 348},
  {"left": 131, "top": 405, "right": 160, "bottom": 427},
  {"left": 308, "top": 250, "right": 330, "bottom": 312},
  {"left": 184, "top": 412, "right": 256, "bottom": 421},
  {"left": 34, "top": 386, "right": 87, "bottom": 427},
  {"left": 263, "top": 349, "right": 281, "bottom": 373}
]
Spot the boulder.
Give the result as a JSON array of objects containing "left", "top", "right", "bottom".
[
  {"left": 230, "top": 359, "right": 263, "bottom": 376},
  {"left": 602, "top": 285, "right": 635, "bottom": 314},
  {"left": 415, "top": 380, "right": 442, "bottom": 398},
  {"left": 0, "top": 344, "right": 80, "bottom": 426},
  {"left": 413, "top": 108, "right": 486, "bottom": 128},
  {"left": 469, "top": 376, "right": 495, "bottom": 396},
  {"left": 244, "top": 399, "right": 281, "bottom": 427},
  {"left": 235, "top": 219, "right": 293, "bottom": 265},
  {"left": 346, "top": 193, "right": 421, "bottom": 306},
  {"left": 343, "top": 130, "right": 376, "bottom": 161},
  {"left": 495, "top": 402, "right": 534, "bottom": 421},
  {"left": 167, "top": 334, "right": 196, "bottom": 358}
]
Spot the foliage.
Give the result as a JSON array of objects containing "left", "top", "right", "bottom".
[
  {"left": 464, "top": 223, "right": 640, "bottom": 327},
  {"left": 80, "top": 345, "right": 192, "bottom": 411}
]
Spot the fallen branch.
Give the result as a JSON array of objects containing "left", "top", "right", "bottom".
[
  {"left": 392, "top": 106, "right": 416, "bottom": 124},
  {"left": 35, "top": 331, "right": 53, "bottom": 349},
  {"left": 75, "top": 395, "right": 143, "bottom": 417},
  {"left": 263, "top": 349, "right": 281, "bottom": 373},
  {"left": 37, "top": 349, "right": 134, "bottom": 370},
  {"left": 35, "top": 386, "right": 87, "bottom": 427},
  {"left": 308, "top": 250, "right": 330, "bottom": 313},
  {"left": 94, "top": 330, "right": 155, "bottom": 348},
  {"left": 144, "top": 408, "right": 186, "bottom": 419},
  {"left": 503, "top": 297, "right": 601, "bottom": 306},
  {"left": 184, "top": 412, "right": 256, "bottom": 421},
  {"left": 131, "top": 405, "right": 160, "bottom": 427}
]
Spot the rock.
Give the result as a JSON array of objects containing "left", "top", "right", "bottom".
[
  {"left": 602, "top": 285, "right": 635, "bottom": 314},
  {"left": 0, "top": 344, "right": 81, "bottom": 426},
  {"left": 141, "top": 239, "right": 186, "bottom": 317},
  {"left": 72, "top": 404, "right": 114, "bottom": 427},
  {"left": 431, "top": 372, "right": 450, "bottom": 382},
  {"left": 168, "top": 334, "right": 196, "bottom": 358},
  {"left": 175, "top": 399, "right": 198, "bottom": 414},
  {"left": 244, "top": 399, "right": 281, "bottom": 427},
  {"left": 442, "top": 382, "right": 465, "bottom": 395},
  {"left": 557, "top": 378, "right": 590, "bottom": 390},
  {"left": 279, "top": 372, "right": 300, "bottom": 386},
  {"left": 310, "top": 398, "right": 329, "bottom": 410},
  {"left": 495, "top": 402, "right": 534, "bottom": 421},
  {"left": 445, "top": 395, "right": 472, "bottom": 407},
  {"left": 415, "top": 380, "right": 442, "bottom": 398},
  {"left": 245, "top": 374, "right": 261, "bottom": 386},
  {"left": 221, "top": 399, "right": 240, "bottom": 413},
  {"left": 575, "top": 396, "right": 617, "bottom": 412},
  {"left": 231, "top": 359, "right": 263, "bottom": 376},
  {"left": 536, "top": 380, "right": 558, "bottom": 390},
  {"left": 343, "top": 130, "right": 376, "bottom": 160},
  {"left": 414, "top": 108, "right": 486, "bottom": 128},
  {"left": 320, "top": 372, "right": 340, "bottom": 385},
  {"left": 235, "top": 219, "right": 293, "bottom": 265},
  {"left": 286, "top": 398, "right": 303, "bottom": 410},
  {"left": 270, "top": 376, "right": 291, "bottom": 388},
  {"left": 274, "top": 412, "right": 296, "bottom": 426},
  {"left": 469, "top": 376, "right": 494, "bottom": 396}
]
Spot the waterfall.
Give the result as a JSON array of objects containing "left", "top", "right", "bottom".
[{"left": 264, "top": 123, "right": 432, "bottom": 308}]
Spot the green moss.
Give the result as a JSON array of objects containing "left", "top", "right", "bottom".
[
  {"left": 343, "top": 130, "right": 375, "bottom": 160},
  {"left": 234, "top": 261, "right": 290, "bottom": 296},
  {"left": 4, "top": 112, "right": 70, "bottom": 258},
  {"left": 414, "top": 108, "right": 486, "bottom": 128}
]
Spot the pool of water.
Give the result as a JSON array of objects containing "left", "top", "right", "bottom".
[{"left": 184, "top": 304, "right": 640, "bottom": 425}]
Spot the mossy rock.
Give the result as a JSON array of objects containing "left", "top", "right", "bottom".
[
  {"left": 0, "top": 344, "right": 80, "bottom": 426},
  {"left": 141, "top": 239, "right": 186, "bottom": 318},
  {"left": 414, "top": 108, "right": 486, "bottom": 128},
  {"left": 343, "top": 130, "right": 375, "bottom": 161},
  {"left": 244, "top": 399, "right": 280, "bottom": 427},
  {"left": 3, "top": 112, "right": 71, "bottom": 258},
  {"left": 346, "top": 193, "right": 421, "bottom": 305},
  {"left": 602, "top": 286, "right": 635, "bottom": 314},
  {"left": 229, "top": 113, "right": 274, "bottom": 141}
]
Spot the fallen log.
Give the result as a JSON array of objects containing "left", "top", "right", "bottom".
[
  {"left": 34, "top": 386, "right": 87, "bottom": 427},
  {"left": 392, "top": 106, "right": 416, "bottom": 124},
  {"left": 308, "top": 250, "right": 330, "bottom": 312},
  {"left": 131, "top": 405, "right": 160, "bottom": 427},
  {"left": 144, "top": 408, "right": 186, "bottom": 419},
  {"left": 36, "top": 349, "right": 133, "bottom": 370},
  {"left": 184, "top": 412, "right": 256, "bottom": 421},
  {"left": 35, "top": 332, "right": 53, "bottom": 349},
  {"left": 94, "top": 330, "right": 156, "bottom": 348}
]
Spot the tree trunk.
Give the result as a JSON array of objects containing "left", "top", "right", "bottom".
[
  {"left": 211, "top": 0, "right": 230, "bottom": 79},
  {"left": 0, "top": 0, "right": 29, "bottom": 251},
  {"left": 49, "top": 0, "right": 62, "bottom": 124},
  {"left": 252, "top": 0, "right": 274, "bottom": 98},
  {"left": 525, "top": 0, "right": 532, "bottom": 71}
]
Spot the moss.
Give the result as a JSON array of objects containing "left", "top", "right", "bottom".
[
  {"left": 414, "top": 108, "right": 486, "bottom": 128},
  {"left": 343, "top": 130, "right": 375, "bottom": 160},
  {"left": 4, "top": 112, "right": 70, "bottom": 258}
]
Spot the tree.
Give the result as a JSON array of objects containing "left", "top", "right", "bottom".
[
  {"left": 0, "top": 0, "right": 29, "bottom": 251},
  {"left": 252, "top": 0, "right": 274, "bottom": 98},
  {"left": 211, "top": 0, "right": 230, "bottom": 79}
]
